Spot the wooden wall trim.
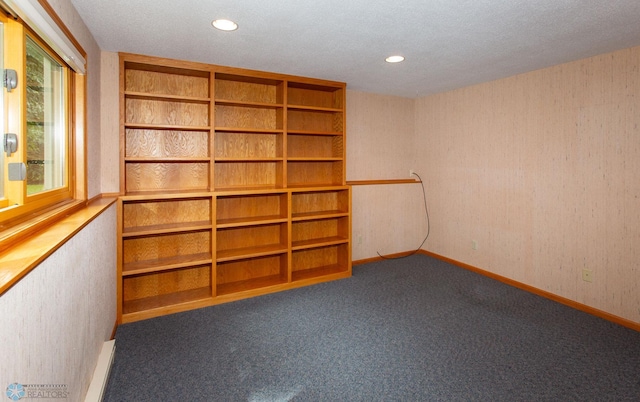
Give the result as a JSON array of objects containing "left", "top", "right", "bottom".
[
  {"left": 0, "top": 195, "right": 117, "bottom": 295},
  {"left": 353, "top": 249, "right": 640, "bottom": 332},
  {"left": 347, "top": 179, "right": 419, "bottom": 186}
]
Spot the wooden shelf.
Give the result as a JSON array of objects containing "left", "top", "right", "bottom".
[
  {"left": 287, "top": 157, "right": 343, "bottom": 162},
  {"left": 121, "top": 189, "right": 213, "bottom": 199},
  {"left": 215, "top": 99, "right": 283, "bottom": 109},
  {"left": 217, "top": 216, "right": 287, "bottom": 228},
  {"left": 291, "top": 264, "right": 349, "bottom": 282},
  {"left": 215, "top": 127, "right": 284, "bottom": 134},
  {"left": 287, "top": 129, "right": 342, "bottom": 136},
  {"left": 125, "top": 91, "right": 210, "bottom": 104},
  {"left": 292, "top": 210, "right": 349, "bottom": 221},
  {"left": 123, "top": 286, "right": 212, "bottom": 315},
  {"left": 216, "top": 244, "right": 288, "bottom": 262},
  {"left": 125, "top": 157, "right": 211, "bottom": 162},
  {"left": 122, "top": 253, "right": 213, "bottom": 276},
  {"left": 216, "top": 274, "right": 287, "bottom": 296},
  {"left": 292, "top": 236, "right": 349, "bottom": 250},
  {"left": 215, "top": 157, "right": 284, "bottom": 162},
  {"left": 118, "top": 53, "right": 350, "bottom": 323},
  {"left": 125, "top": 123, "right": 211, "bottom": 131},
  {"left": 122, "top": 221, "right": 212, "bottom": 237},
  {"left": 214, "top": 184, "right": 284, "bottom": 192},
  {"left": 287, "top": 104, "right": 342, "bottom": 112}
]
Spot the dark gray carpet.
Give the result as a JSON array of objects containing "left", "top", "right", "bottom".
[{"left": 103, "top": 254, "right": 640, "bottom": 401}]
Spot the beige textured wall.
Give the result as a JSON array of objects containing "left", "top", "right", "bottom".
[
  {"left": 0, "top": 206, "right": 117, "bottom": 401},
  {"left": 100, "top": 51, "right": 121, "bottom": 193},
  {"left": 347, "top": 91, "right": 427, "bottom": 260},
  {"left": 415, "top": 46, "right": 640, "bottom": 323},
  {"left": 0, "top": 1, "right": 117, "bottom": 400}
]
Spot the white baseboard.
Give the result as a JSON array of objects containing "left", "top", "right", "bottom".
[{"left": 85, "top": 340, "right": 116, "bottom": 402}]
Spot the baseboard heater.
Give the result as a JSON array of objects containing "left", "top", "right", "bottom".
[{"left": 84, "top": 340, "right": 116, "bottom": 402}]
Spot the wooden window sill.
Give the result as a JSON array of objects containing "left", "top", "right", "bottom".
[{"left": 0, "top": 196, "right": 117, "bottom": 295}]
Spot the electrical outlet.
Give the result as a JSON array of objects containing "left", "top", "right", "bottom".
[
  {"left": 409, "top": 169, "right": 415, "bottom": 178},
  {"left": 582, "top": 269, "right": 593, "bottom": 283},
  {"left": 357, "top": 234, "right": 362, "bottom": 245},
  {"left": 472, "top": 240, "right": 478, "bottom": 250}
]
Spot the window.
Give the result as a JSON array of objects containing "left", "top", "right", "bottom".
[
  {"left": 26, "top": 35, "right": 67, "bottom": 196},
  {"left": 0, "top": 0, "right": 86, "bottom": 248}
]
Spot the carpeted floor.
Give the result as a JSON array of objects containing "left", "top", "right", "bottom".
[{"left": 103, "top": 254, "right": 640, "bottom": 401}]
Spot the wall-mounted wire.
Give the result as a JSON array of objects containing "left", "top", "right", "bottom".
[{"left": 376, "top": 171, "right": 431, "bottom": 260}]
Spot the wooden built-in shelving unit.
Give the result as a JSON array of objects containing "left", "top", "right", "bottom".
[{"left": 117, "top": 53, "right": 351, "bottom": 323}]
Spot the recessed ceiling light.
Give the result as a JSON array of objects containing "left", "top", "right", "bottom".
[
  {"left": 385, "top": 55, "right": 405, "bottom": 63},
  {"left": 212, "top": 19, "right": 238, "bottom": 31}
]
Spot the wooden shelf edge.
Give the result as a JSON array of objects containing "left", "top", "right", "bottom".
[
  {"left": 215, "top": 98, "right": 283, "bottom": 108},
  {"left": 214, "top": 127, "right": 284, "bottom": 134},
  {"left": 291, "top": 237, "right": 349, "bottom": 251},
  {"left": 216, "top": 274, "right": 288, "bottom": 297},
  {"left": 287, "top": 130, "right": 343, "bottom": 136},
  {"left": 215, "top": 158, "right": 284, "bottom": 162},
  {"left": 125, "top": 157, "right": 211, "bottom": 163},
  {"left": 216, "top": 245, "right": 288, "bottom": 262},
  {"left": 287, "top": 157, "right": 343, "bottom": 162},
  {"left": 291, "top": 211, "right": 349, "bottom": 221},
  {"left": 125, "top": 91, "right": 210, "bottom": 103},
  {"left": 124, "top": 123, "right": 211, "bottom": 131},
  {"left": 122, "top": 223, "right": 212, "bottom": 237},
  {"left": 216, "top": 216, "right": 288, "bottom": 228},
  {"left": 122, "top": 254, "right": 213, "bottom": 276},
  {"left": 287, "top": 104, "right": 342, "bottom": 113},
  {"left": 291, "top": 264, "right": 351, "bottom": 282}
]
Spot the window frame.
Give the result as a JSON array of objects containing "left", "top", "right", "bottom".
[{"left": 0, "top": 1, "right": 86, "bottom": 253}]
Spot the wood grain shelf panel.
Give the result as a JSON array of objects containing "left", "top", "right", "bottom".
[
  {"left": 287, "top": 82, "right": 344, "bottom": 109},
  {"left": 124, "top": 65, "right": 210, "bottom": 98},
  {"left": 216, "top": 274, "right": 287, "bottom": 296},
  {"left": 216, "top": 216, "right": 287, "bottom": 228},
  {"left": 125, "top": 157, "right": 211, "bottom": 162},
  {"left": 216, "top": 244, "right": 288, "bottom": 262},
  {"left": 125, "top": 91, "right": 210, "bottom": 104},
  {"left": 287, "top": 104, "right": 342, "bottom": 112},
  {"left": 125, "top": 123, "right": 211, "bottom": 131},
  {"left": 215, "top": 73, "right": 283, "bottom": 104},
  {"left": 287, "top": 129, "right": 342, "bottom": 136},
  {"left": 122, "top": 221, "right": 212, "bottom": 237},
  {"left": 291, "top": 243, "right": 349, "bottom": 275},
  {"left": 215, "top": 157, "right": 284, "bottom": 162},
  {"left": 122, "top": 286, "right": 212, "bottom": 315},
  {"left": 214, "top": 127, "right": 284, "bottom": 134},
  {"left": 287, "top": 157, "right": 343, "bottom": 162},
  {"left": 125, "top": 129, "right": 209, "bottom": 159},
  {"left": 126, "top": 98, "right": 209, "bottom": 126},
  {"left": 122, "top": 253, "right": 213, "bottom": 276},
  {"left": 291, "top": 264, "right": 349, "bottom": 282},
  {"left": 291, "top": 236, "right": 349, "bottom": 250},
  {"left": 215, "top": 99, "right": 283, "bottom": 109},
  {"left": 121, "top": 189, "right": 213, "bottom": 199},
  {"left": 291, "top": 211, "right": 349, "bottom": 221},
  {"left": 123, "top": 230, "right": 211, "bottom": 265}
]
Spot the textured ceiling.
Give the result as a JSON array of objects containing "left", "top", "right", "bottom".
[{"left": 70, "top": 0, "right": 640, "bottom": 98}]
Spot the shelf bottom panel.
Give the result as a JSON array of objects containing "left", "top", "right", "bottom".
[
  {"left": 122, "top": 286, "right": 212, "bottom": 315},
  {"left": 292, "top": 264, "right": 349, "bottom": 282},
  {"left": 217, "top": 274, "right": 287, "bottom": 296}
]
